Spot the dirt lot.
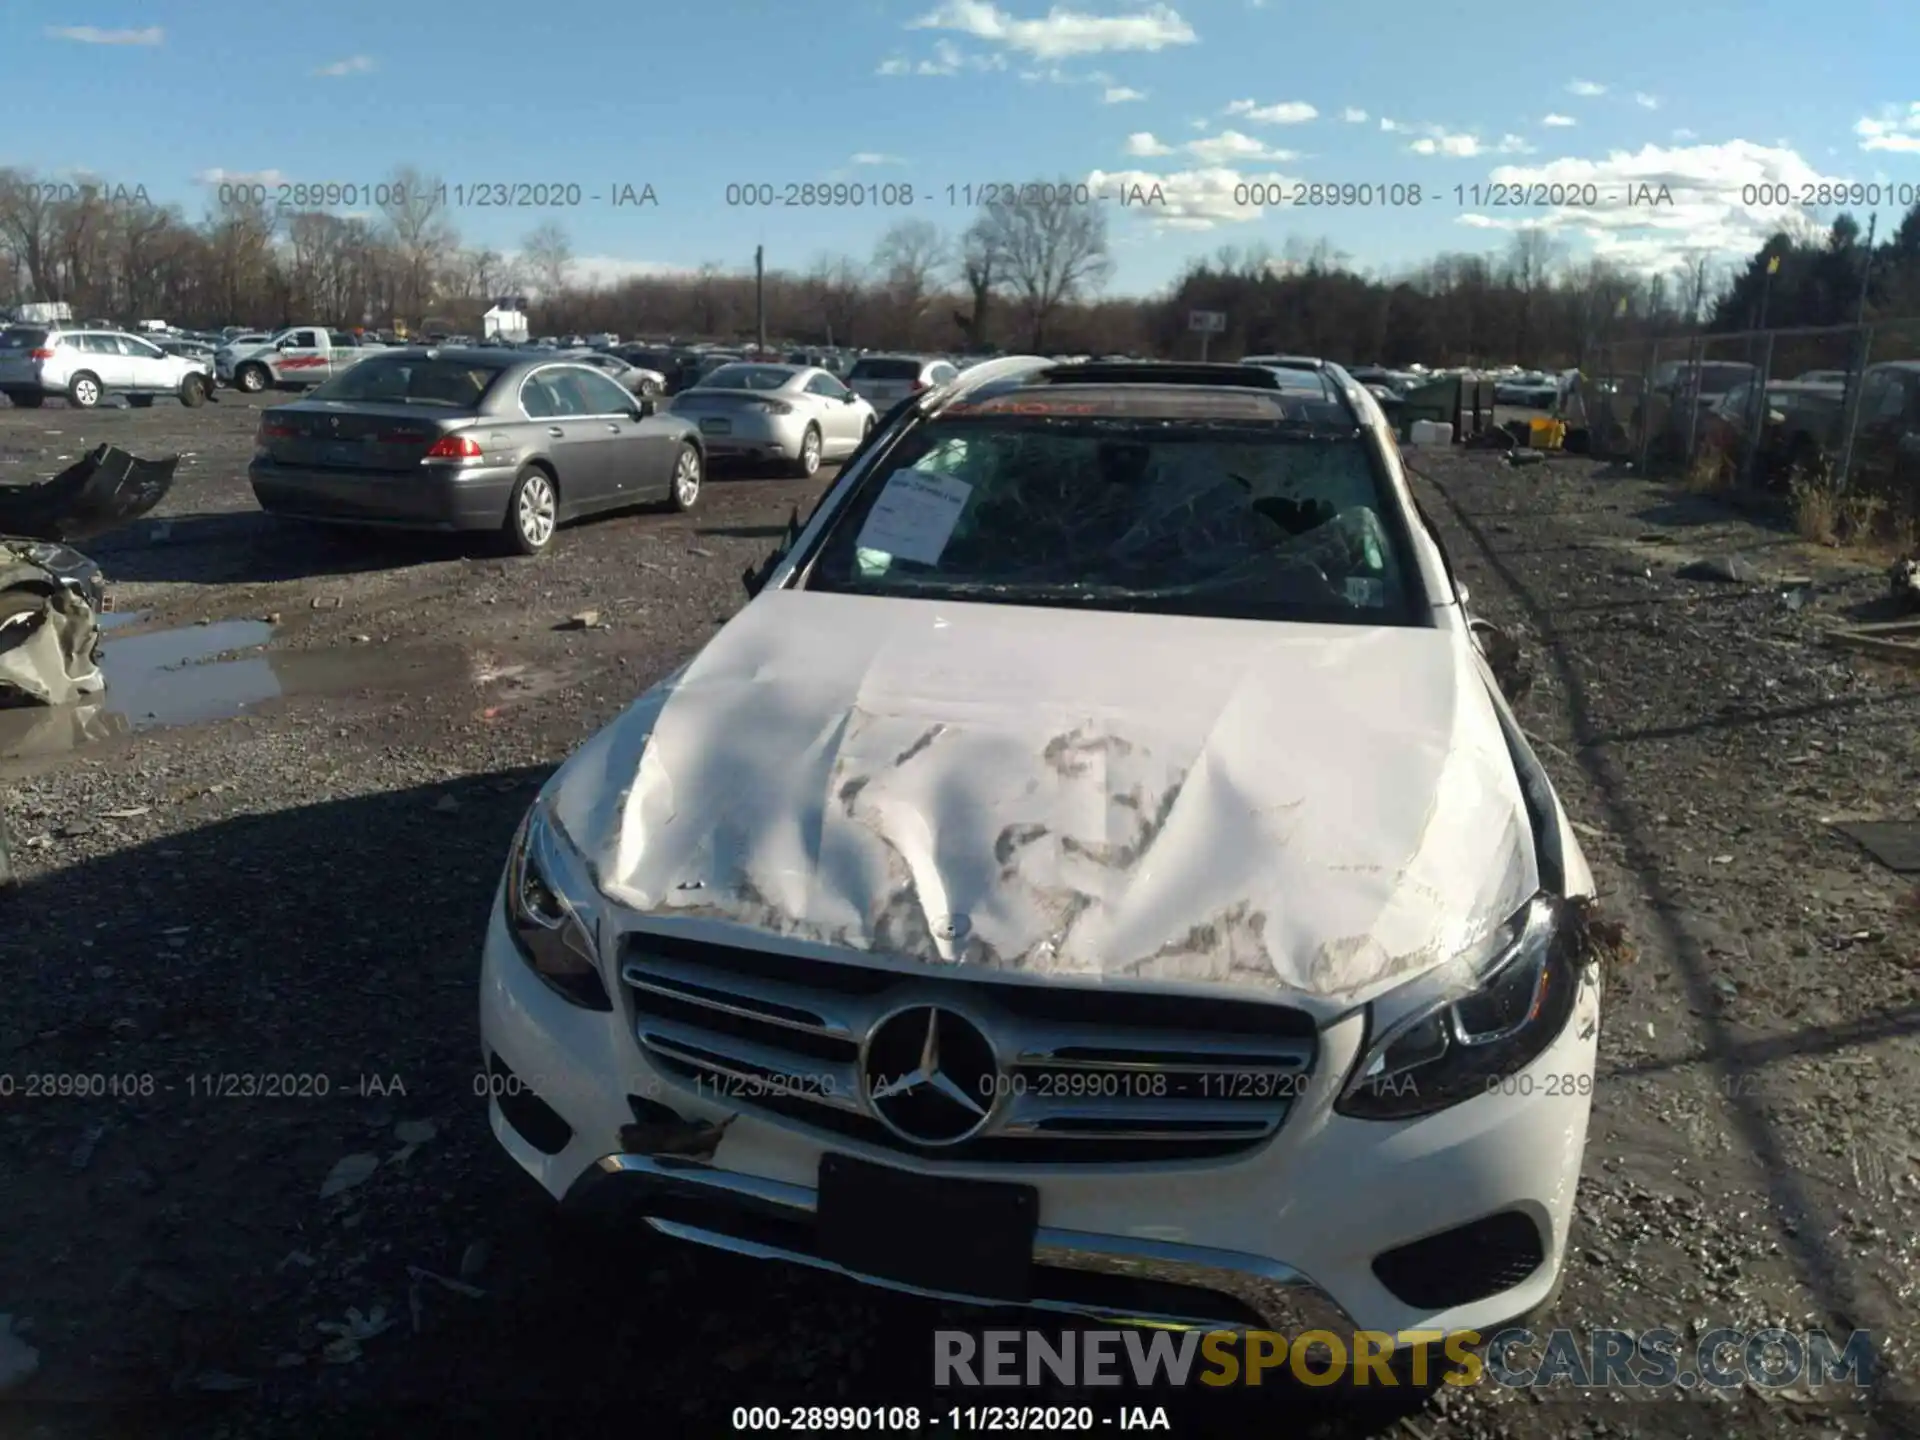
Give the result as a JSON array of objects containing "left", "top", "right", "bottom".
[{"left": 1, "top": 397, "right": 1916, "bottom": 1438}]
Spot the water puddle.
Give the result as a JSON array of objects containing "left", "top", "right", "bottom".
[
  {"left": 103, "top": 619, "right": 279, "bottom": 726},
  {"left": 1, "top": 618, "right": 492, "bottom": 768}
]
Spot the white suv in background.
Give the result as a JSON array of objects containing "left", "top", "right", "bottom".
[
  {"left": 0, "top": 325, "right": 213, "bottom": 409},
  {"left": 845, "top": 354, "right": 959, "bottom": 408}
]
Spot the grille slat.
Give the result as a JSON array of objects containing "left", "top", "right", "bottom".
[
  {"left": 622, "top": 931, "right": 1317, "bottom": 1166},
  {"left": 624, "top": 959, "right": 851, "bottom": 1037}
]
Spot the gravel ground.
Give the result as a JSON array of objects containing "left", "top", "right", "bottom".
[{"left": 0, "top": 399, "right": 1915, "bottom": 1438}]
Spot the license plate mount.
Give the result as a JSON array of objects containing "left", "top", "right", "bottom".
[
  {"left": 815, "top": 1154, "right": 1038, "bottom": 1302},
  {"left": 700, "top": 418, "right": 731, "bottom": 435}
]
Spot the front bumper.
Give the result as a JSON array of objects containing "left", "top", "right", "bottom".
[
  {"left": 250, "top": 458, "right": 518, "bottom": 530},
  {"left": 479, "top": 898, "right": 1601, "bottom": 1341}
]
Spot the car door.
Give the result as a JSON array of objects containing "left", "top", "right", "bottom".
[
  {"left": 326, "top": 331, "right": 363, "bottom": 380},
  {"left": 116, "top": 333, "right": 173, "bottom": 392},
  {"left": 802, "top": 372, "right": 860, "bottom": 456},
  {"left": 76, "top": 334, "right": 133, "bottom": 389},
  {"left": 277, "top": 328, "right": 325, "bottom": 382},
  {"left": 564, "top": 364, "right": 670, "bottom": 504},
  {"left": 519, "top": 367, "right": 620, "bottom": 511}
]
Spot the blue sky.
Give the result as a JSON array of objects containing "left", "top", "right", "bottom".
[{"left": 4, "top": 0, "right": 1919, "bottom": 294}]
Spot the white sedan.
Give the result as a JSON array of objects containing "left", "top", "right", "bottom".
[
  {"left": 479, "top": 356, "right": 1605, "bottom": 1353},
  {"left": 668, "top": 363, "right": 876, "bottom": 476}
]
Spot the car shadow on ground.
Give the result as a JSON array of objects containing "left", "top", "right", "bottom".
[
  {"left": 695, "top": 523, "right": 791, "bottom": 540},
  {"left": 81, "top": 512, "right": 481, "bottom": 585},
  {"left": 0, "top": 767, "right": 1439, "bottom": 1439}
]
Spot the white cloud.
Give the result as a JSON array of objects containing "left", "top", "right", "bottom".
[
  {"left": 195, "top": 168, "right": 289, "bottom": 188},
  {"left": 909, "top": 1, "right": 1196, "bottom": 58},
  {"left": 1496, "top": 134, "right": 1534, "bottom": 154},
  {"left": 314, "top": 54, "right": 375, "bottom": 77},
  {"left": 1224, "top": 98, "right": 1317, "bottom": 124},
  {"left": 44, "top": 24, "right": 161, "bottom": 44},
  {"left": 1856, "top": 104, "right": 1920, "bottom": 154},
  {"left": 882, "top": 37, "right": 1007, "bottom": 75},
  {"left": 1672, "top": 127, "right": 1697, "bottom": 141},
  {"left": 1379, "top": 117, "right": 1404, "bottom": 132},
  {"left": 1411, "top": 133, "right": 1481, "bottom": 157},
  {"left": 1189, "top": 117, "right": 1209, "bottom": 130},
  {"left": 1103, "top": 85, "right": 1146, "bottom": 103},
  {"left": 1634, "top": 92, "right": 1659, "bottom": 110},
  {"left": 850, "top": 152, "right": 906, "bottom": 165},
  {"left": 1184, "top": 129, "right": 1296, "bottom": 164},
  {"left": 1020, "top": 64, "right": 1087, "bottom": 82},
  {"left": 1342, "top": 107, "right": 1367, "bottom": 123},
  {"left": 1457, "top": 139, "right": 1848, "bottom": 272},
  {"left": 1543, "top": 113, "right": 1576, "bottom": 127},
  {"left": 1567, "top": 79, "right": 1606, "bottom": 96},
  {"left": 1086, "top": 165, "right": 1303, "bottom": 231},
  {"left": 1125, "top": 132, "right": 1174, "bottom": 156}
]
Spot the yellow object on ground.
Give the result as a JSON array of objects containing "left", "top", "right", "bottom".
[{"left": 1530, "top": 418, "right": 1566, "bottom": 450}]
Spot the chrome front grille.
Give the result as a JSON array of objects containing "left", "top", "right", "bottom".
[{"left": 622, "top": 932, "right": 1317, "bottom": 1165}]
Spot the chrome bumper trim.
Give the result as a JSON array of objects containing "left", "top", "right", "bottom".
[{"left": 568, "top": 1152, "right": 1356, "bottom": 1334}]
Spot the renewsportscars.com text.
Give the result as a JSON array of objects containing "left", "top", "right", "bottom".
[{"left": 934, "top": 1327, "right": 1874, "bottom": 1390}]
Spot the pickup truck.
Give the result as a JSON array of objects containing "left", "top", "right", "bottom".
[{"left": 217, "top": 327, "right": 385, "bottom": 393}]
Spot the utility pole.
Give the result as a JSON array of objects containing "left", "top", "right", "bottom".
[
  {"left": 1855, "top": 213, "right": 1878, "bottom": 327},
  {"left": 1835, "top": 213, "right": 1879, "bottom": 494},
  {"left": 754, "top": 245, "right": 766, "bottom": 354}
]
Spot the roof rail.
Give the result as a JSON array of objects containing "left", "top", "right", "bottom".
[{"left": 1041, "top": 361, "right": 1288, "bottom": 388}]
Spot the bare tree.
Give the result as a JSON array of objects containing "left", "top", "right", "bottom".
[
  {"left": 1506, "top": 227, "right": 1560, "bottom": 362},
  {"left": 871, "top": 219, "right": 949, "bottom": 345},
  {"left": 1679, "top": 251, "right": 1714, "bottom": 324},
  {"left": 953, "top": 216, "right": 1004, "bottom": 349},
  {"left": 521, "top": 222, "right": 573, "bottom": 300},
  {"left": 971, "top": 182, "right": 1114, "bottom": 348},
  {"left": 0, "top": 170, "right": 63, "bottom": 299},
  {"left": 378, "top": 166, "right": 453, "bottom": 325}
]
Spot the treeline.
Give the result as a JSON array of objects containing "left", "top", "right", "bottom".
[{"left": 3, "top": 163, "right": 1918, "bottom": 365}]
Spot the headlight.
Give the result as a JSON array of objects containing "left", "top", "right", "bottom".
[
  {"left": 1336, "top": 895, "right": 1578, "bottom": 1120},
  {"left": 503, "top": 802, "right": 612, "bottom": 1011}
]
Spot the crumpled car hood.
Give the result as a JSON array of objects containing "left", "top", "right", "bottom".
[{"left": 549, "top": 591, "right": 1539, "bottom": 1008}]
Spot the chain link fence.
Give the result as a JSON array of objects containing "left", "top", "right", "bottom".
[{"left": 1587, "top": 321, "right": 1920, "bottom": 520}]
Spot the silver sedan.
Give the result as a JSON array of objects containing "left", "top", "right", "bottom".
[{"left": 667, "top": 363, "right": 875, "bottom": 477}]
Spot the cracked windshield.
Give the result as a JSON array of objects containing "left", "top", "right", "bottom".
[{"left": 0, "top": 1, "right": 1914, "bottom": 1437}]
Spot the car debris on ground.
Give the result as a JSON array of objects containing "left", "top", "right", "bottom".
[
  {"left": 0, "top": 444, "right": 178, "bottom": 709},
  {"left": 0, "top": 443, "right": 176, "bottom": 889}
]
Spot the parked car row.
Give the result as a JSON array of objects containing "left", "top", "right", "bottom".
[{"left": 1695, "top": 360, "right": 1920, "bottom": 488}]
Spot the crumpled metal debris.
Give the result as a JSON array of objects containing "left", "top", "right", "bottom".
[
  {"left": 0, "top": 579, "right": 103, "bottom": 707},
  {"left": 0, "top": 444, "right": 177, "bottom": 712},
  {"left": 0, "top": 443, "right": 179, "bottom": 543}
]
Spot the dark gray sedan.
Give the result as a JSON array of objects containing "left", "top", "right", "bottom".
[{"left": 248, "top": 348, "right": 705, "bottom": 554}]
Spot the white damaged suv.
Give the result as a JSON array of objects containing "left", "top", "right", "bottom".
[{"left": 479, "top": 357, "right": 1605, "bottom": 1346}]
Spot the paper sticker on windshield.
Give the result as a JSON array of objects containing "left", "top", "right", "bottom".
[{"left": 855, "top": 469, "right": 973, "bottom": 565}]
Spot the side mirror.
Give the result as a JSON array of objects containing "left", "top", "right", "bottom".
[{"left": 635, "top": 397, "right": 657, "bottom": 417}]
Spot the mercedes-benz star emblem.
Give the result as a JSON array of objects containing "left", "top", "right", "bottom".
[{"left": 862, "top": 1006, "right": 998, "bottom": 1146}]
